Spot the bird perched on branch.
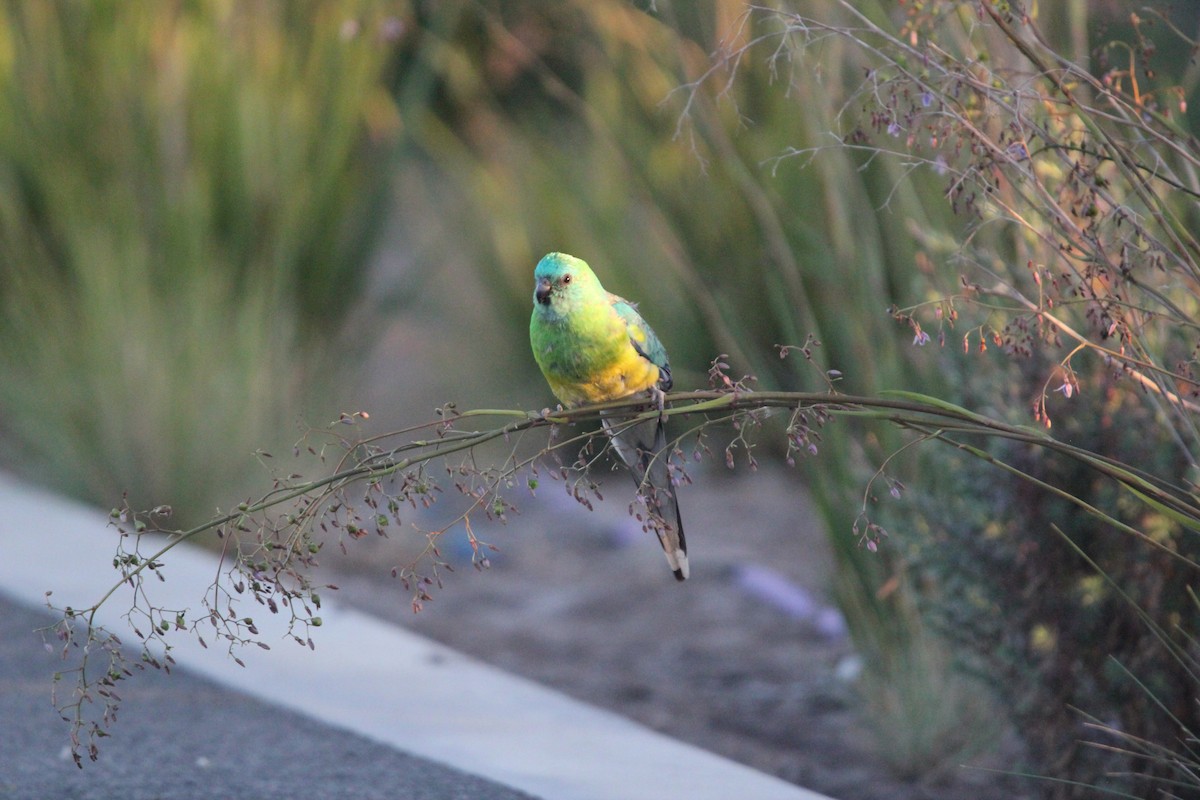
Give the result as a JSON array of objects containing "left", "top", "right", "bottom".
[{"left": 529, "top": 252, "right": 688, "bottom": 581}]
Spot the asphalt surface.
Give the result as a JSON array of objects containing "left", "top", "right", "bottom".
[{"left": 0, "top": 592, "right": 538, "bottom": 800}]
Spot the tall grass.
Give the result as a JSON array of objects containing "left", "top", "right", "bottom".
[{"left": 0, "top": 1, "right": 402, "bottom": 520}]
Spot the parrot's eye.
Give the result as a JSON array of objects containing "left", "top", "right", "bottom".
[{"left": 562, "top": 274, "right": 572, "bottom": 284}]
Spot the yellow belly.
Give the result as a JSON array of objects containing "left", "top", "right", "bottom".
[{"left": 548, "top": 349, "right": 661, "bottom": 406}]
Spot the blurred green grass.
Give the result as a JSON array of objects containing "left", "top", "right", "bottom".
[{"left": 0, "top": 0, "right": 402, "bottom": 520}]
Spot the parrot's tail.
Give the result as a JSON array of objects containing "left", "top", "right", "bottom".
[{"left": 601, "top": 410, "right": 689, "bottom": 581}]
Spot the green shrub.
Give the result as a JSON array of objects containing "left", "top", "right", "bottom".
[
  {"left": 912, "top": 362, "right": 1200, "bottom": 795},
  {"left": 798, "top": 0, "right": 1200, "bottom": 794}
]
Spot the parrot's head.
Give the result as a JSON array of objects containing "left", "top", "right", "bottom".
[{"left": 532, "top": 252, "right": 601, "bottom": 317}]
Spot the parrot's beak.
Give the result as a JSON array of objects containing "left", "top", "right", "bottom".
[{"left": 535, "top": 277, "right": 552, "bottom": 305}]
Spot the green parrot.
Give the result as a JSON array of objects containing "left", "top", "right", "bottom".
[{"left": 529, "top": 252, "right": 688, "bottom": 581}]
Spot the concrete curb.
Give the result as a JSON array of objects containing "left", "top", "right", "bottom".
[{"left": 0, "top": 474, "right": 833, "bottom": 800}]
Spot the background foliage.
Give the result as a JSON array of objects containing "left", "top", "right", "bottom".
[{"left": 0, "top": 0, "right": 402, "bottom": 519}]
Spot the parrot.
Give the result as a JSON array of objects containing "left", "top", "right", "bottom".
[{"left": 529, "top": 252, "right": 688, "bottom": 581}]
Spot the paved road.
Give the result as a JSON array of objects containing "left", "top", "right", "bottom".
[{"left": 0, "top": 592, "right": 538, "bottom": 800}]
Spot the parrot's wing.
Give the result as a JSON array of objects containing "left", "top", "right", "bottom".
[{"left": 610, "top": 295, "right": 672, "bottom": 392}]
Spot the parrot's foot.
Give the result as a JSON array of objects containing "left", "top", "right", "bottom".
[
  {"left": 538, "top": 404, "right": 570, "bottom": 424},
  {"left": 650, "top": 386, "right": 667, "bottom": 426}
]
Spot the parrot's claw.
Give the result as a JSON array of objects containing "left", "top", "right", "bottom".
[{"left": 650, "top": 386, "right": 667, "bottom": 426}]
